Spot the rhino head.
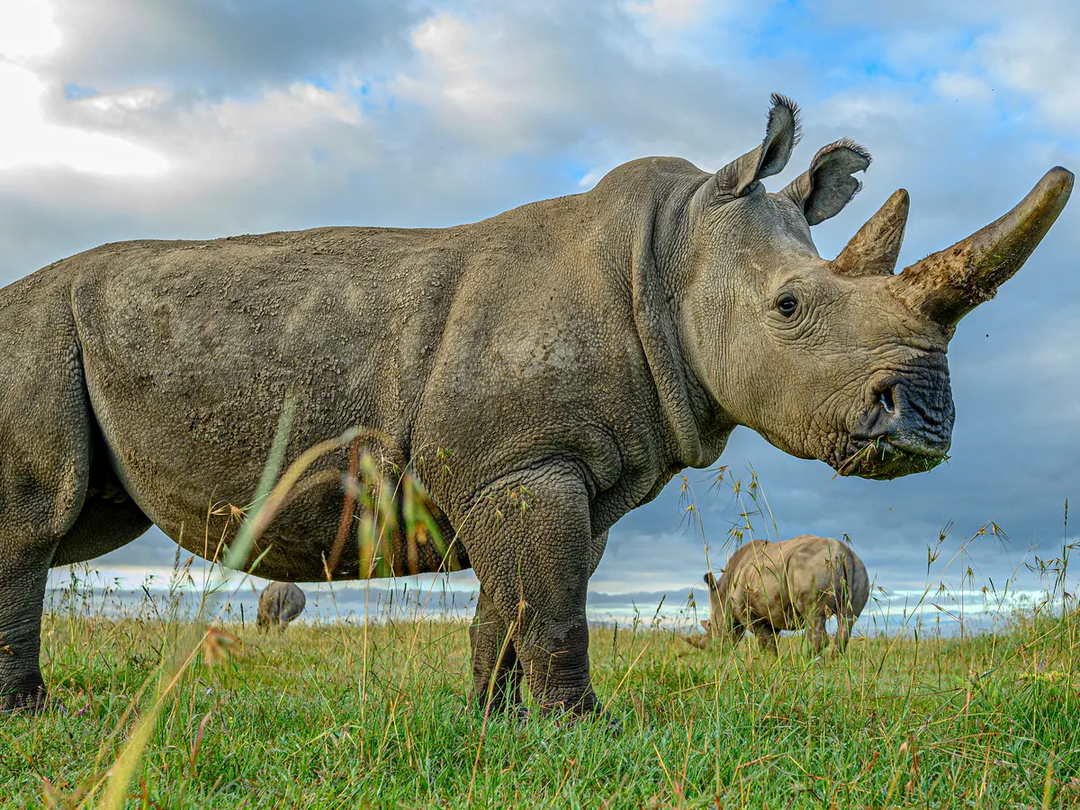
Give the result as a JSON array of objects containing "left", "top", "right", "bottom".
[{"left": 678, "top": 95, "right": 1072, "bottom": 479}]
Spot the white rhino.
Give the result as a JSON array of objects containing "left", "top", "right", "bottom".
[
  {"left": 256, "top": 582, "right": 306, "bottom": 631},
  {"left": 0, "top": 95, "right": 1070, "bottom": 723},
  {"left": 688, "top": 535, "right": 870, "bottom": 655}
]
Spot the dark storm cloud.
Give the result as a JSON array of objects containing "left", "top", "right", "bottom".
[{"left": 37, "top": 0, "right": 419, "bottom": 95}]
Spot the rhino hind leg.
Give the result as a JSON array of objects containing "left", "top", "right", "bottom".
[
  {"left": 0, "top": 496, "right": 147, "bottom": 714},
  {"left": 0, "top": 551, "right": 54, "bottom": 713},
  {"left": 468, "top": 587, "right": 522, "bottom": 714},
  {"left": 0, "top": 316, "right": 95, "bottom": 713}
]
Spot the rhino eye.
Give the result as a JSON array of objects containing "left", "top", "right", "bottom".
[{"left": 777, "top": 293, "right": 799, "bottom": 317}]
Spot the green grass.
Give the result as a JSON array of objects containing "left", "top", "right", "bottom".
[
  {"left": 3, "top": 598, "right": 1079, "bottom": 809},
  {"left": 6, "top": 454, "right": 1074, "bottom": 808}
]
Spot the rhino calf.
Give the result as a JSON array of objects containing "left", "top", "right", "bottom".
[
  {"left": 256, "top": 582, "right": 306, "bottom": 631},
  {"left": 689, "top": 535, "right": 869, "bottom": 655}
]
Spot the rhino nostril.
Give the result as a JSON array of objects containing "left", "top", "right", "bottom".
[{"left": 878, "top": 387, "right": 896, "bottom": 415}]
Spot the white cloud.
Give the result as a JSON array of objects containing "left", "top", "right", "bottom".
[
  {"left": 77, "top": 86, "right": 167, "bottom": 113},
  {"left": 626, "top": 0, "right": 707, "bottom": 29},
  {"left": 0, "top": 1, "right": 169, "bottom": 176},
  {"left": 403, "top": 14, "right": 516, "bottom": 118},
  {"left": 977, "top": 18, "right": 1080, "bottom": 128},
  {"left": 578, "top": 169, "right": 603, "bottom": 188},
  {"left": 390, "top": 12, "right": 571, "bottom": 152},
  {"left": 0, "top": 62, "right": 169, "bottom": 176},
  {"left": 932, "top": 71, "right": 994, "bottom": 105},
  {"left": 0, "top": 0, "right": 59, "bottom": 60}
]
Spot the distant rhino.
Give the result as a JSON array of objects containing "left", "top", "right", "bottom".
[
  {"left": 0, "top": 95, "right": 1070, "bottom": 721},
  {"left": 688, "top": 535, "right": 870, "bottom": 655},
  {"left": 256, "top": 582, "right": 306, "bottom": 631}
]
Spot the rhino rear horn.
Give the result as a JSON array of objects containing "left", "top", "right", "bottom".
[
  {"left": 831, "top": 189, "right": 910, "bottom": 277},
  {"left": 715, "top": 94, "right": 800, "bottom": 198},
  {"left": 889, "top": 167, "right": 1074, "bottom": 326}
]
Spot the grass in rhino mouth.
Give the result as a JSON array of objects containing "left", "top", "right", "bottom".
[{"left": 835, "top": 437, "right": 950, "bottom": 479}]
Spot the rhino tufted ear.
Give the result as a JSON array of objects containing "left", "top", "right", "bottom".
[
  {"left": 714, "top": 94, "right": 801, "bottom": 198},
  {"left": 782, "top": 139, "right": 871, "bottom": 225}
]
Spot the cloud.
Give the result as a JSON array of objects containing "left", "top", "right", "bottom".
[
  {"left": 932, "top": 72, "right": 994, "bottom": 105},
  {"left": 0, "top": 62, "right": 169, "bottom": 175},
  {"left": 626, "top": 0, "right": 708, "bottom": 30},
  {"left": 33, "top": 0, "right": 418, "bottom": 96},
  {"left": 976, "top": 16, "right": 1080, "bottom": 128},
  {"left": 0, "top": 0, "right": 59, "bottom": 59}
]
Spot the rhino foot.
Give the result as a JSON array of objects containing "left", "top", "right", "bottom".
[
  {"left": 549, "top": 705, "right": 623, "bottom": 735},
  {"left": 471, "top": 700, "right": 531, "bottom": 723},
  {"left": 1, "top": 680, "right": 55, "bottom": 715}
]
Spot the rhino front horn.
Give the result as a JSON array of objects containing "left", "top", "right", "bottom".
[{"left": 889, "top": 167, "right": 1074, "bottom": 326}]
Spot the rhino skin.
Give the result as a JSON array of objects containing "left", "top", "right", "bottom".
[
  {"left": 687, "top": 535, "right": 870, "bottom": 655},
  {"left": 0, "top": 95, "right": 1071, "bottom": 721},
  {"left": 256, "top": 581, "right": 306, "bottom": 631}
]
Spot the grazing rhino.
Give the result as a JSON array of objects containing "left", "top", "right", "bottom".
[
  {"left": 0, "top": 95, "right": 1071, "bottom": 723},
  {"left": 256, "top": 582, "right": 306, "bottom": 631},
  {"left": 687, "top": 535, "right": 870, "bottom": 655}
]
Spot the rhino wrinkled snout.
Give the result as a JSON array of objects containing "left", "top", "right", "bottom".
[{"left": 843, "top": 377, "right": 955, "bottom": 479}]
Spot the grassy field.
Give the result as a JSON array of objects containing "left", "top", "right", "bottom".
[
  {"left": 2, "top": 588, "right": 1078, "bottom": 809},
  {"left": 5, "top": 451, "right": 1077, "bottom": 808}
]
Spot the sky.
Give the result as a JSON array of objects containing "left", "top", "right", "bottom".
[{"left": 2, "top": 0, "right": 1078, "bottom": 606}]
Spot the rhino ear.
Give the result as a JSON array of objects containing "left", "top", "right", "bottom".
[
  {"left": 715, "top": 94, "right": 800, "bottom": 198},
  {"left": 783, "top": 139, "right": 871, "bottom": 225}
]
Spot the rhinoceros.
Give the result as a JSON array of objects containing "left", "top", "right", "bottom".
[
  {"left": 687, "top": 535, "right": 870, "bottom": 655},
  {"left": 256, "top": 581, "right": 306, "bottom": 631},
  {"left": 0, "top": 95, "right": 1071, "bottom": 721}
]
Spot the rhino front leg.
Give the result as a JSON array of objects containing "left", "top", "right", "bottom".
[
  {"left": 468, "top": 587, "right": 522, "bottom": 714},
  {"left": 0, "top": 433, "right": 86, "bottom": 712},
  {"left": 459, "top": 469, "right": 603, "bottom": 721}
]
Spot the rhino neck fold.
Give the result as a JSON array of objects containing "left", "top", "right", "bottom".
[{"left": 628, "top": 174, "right": 733, "bottom": 469}]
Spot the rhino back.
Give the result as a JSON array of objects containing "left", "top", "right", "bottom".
[{"left": 775, "top": 535, "right": 869, "bottom": 618}]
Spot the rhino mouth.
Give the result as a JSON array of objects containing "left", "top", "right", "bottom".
[{"left": 835, "top": 436, "right": 949, "bottom": 481}]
